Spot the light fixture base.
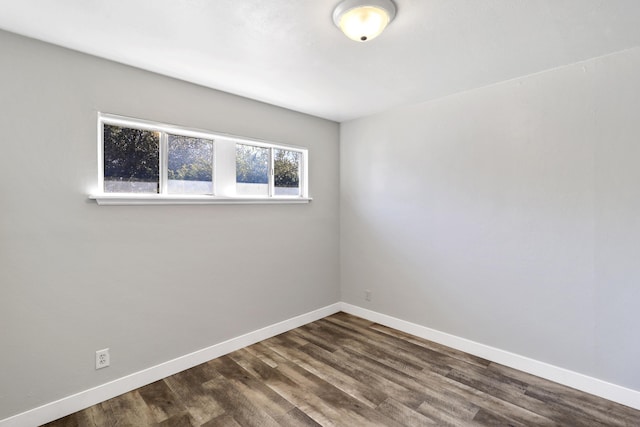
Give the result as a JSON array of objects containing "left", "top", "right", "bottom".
[{"left": 333, "top": 0, "right": 397, "bottom": 42}]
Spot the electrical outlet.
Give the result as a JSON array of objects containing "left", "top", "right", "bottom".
[
  {"left": 365, "top": 289, "right": 372, "bottom": 301},
  {"left": 96, "top": 348, "right": 110, "bottom": 369}
]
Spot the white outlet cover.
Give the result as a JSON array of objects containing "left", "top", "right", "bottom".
[{"left": 95, "top": 348, "right": 110, "bottom": 369}]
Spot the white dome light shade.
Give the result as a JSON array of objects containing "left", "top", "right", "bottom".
[{"left": 333, "top": 0, "right": 396, "bottom": 42}]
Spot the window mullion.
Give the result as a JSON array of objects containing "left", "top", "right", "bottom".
[
  {"left": 212, "top": 140, "right": 218, "bottom": 196},
  {"left": 301, "top": 149, "right": 308, "bottom": 198},
  {"left": 268, "top": 148, "right": 275, "bottom": 197},
  {"left": 159, "top": 132, "right": 168, "bottom": 194}
]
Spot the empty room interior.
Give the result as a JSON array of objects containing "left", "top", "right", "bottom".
[{"left": 1, "top": 1, "right": 640, "bottom": 426}]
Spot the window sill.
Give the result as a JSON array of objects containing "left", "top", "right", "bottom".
[{"left": 89, "top": 194, "right": 312, "bottom": 205}]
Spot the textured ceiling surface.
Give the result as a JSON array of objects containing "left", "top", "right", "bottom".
[{"left": 1, "top": 0, "right": 639, "bottom": 122}]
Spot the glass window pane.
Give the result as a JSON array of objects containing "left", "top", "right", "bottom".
[
  {"left": 236, "top": 144, "right": 269, "bottom": 196},
  {"left": 274, "top": 149, "right": 301, "bottom": 196},
  {"left": 167, "top": 135, "right": 214, "bottom": 195},
  {"left": 103, "top": 124, "right": 159, "bottom": 193}
]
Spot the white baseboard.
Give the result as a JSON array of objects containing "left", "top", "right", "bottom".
[
  {"left": 0, "top": 303, "right": 341, "bottom": 427},
  {"left": 340, "top": 302, "right": 640, "bottom": 411}
]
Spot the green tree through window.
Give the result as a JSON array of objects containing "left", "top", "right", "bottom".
[
  {"left": 274, "top": 149, "right": 300, "bottom": 188},
  {"left": 103, "top": 124, "right": 159, "bottom": 193},
  {"left": 168, "top": 135, "right": 213, "bottom": 182},
  {"left": 236, "top": 144, "right": 268, "bottom": 184}
]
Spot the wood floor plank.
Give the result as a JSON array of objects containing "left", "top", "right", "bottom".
[
  {"left": 413, "top": 364, "right": 556, "bottom": 426},
  {"left": 157, "top": 411, "right": 197, "bottom": 427},
  {"left": 316, "top": 318, "right": 455, "bottom": 377},
  {"left": 368, "top": 322, "right": 491, "bottom": 369},
  {"left": 446, "top": 366, "right": 612, "bottom": 427},
  {"left": 242, "top": 343, "right": 280, "bottom": 368},
  {"left": 339, "top": 342, "right": 557, "bottom": 426},
  {"left": 212, "top": 354, "right": 295, "bottom": 420},
  {"left": 472, "top": 407, "right": 528, "bottom": 427},
  {"left": 273, "top": 407, "right": 323, "bottom": 427},
  {"left": 525, "top": 384, "right": 639, "bottom": 427},
  {"left": 326, "top": 315, "right": 491, "bottom": 377},
  {"left": 80, "top": 402, "right": 113, "bottom": 426},
  {"left": 377, "top": 398, "right": 439, "bottom": 426},
  {"left": 415, "top": 400, "right": 479, "bottom": 427},
  {"left": 162, "top": 369, "right": 225, "bottom": 425},
  {"left": 42, "top": 313, "right": 640, "bottom": 427},
  {"left": 332, "top": 345, "right": 484, "bottom": 423},
  {"left": 102, "top": 390, "right": 156, "bottom": 426},
  {"left": 273, "top": 359, "right": 404, "bottom": 426},
  {"left": 199, "top": 413, "right": 242, "bottom": 427},
  {"left": 137, "top": 379, "right": 188, "bottom": 423},
  {"left": 264, "top": 339, "right": 389, "bottom": 409},
  {"left": 331, "top": 311, "right": 376, "bottom": 329},
  {"left": 487, "top": 361, "right": 640, "bottom": 425},
  {"left": 297, "top": 338, "right": 424, "bottom": 409},
  {"left": 291, "top": 326, "right": 343, "bottom": 353},
  {"left": 225, "top": 346, "right": 344, "bottom": 426},
  {"left": 487, "top": 359, "right": 640, "bottom": 423},
  {"left": 202, "top": 374, "right": 282, "bottom": 427}
]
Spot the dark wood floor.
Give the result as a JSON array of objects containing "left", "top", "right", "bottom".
[{"left": 44, "top": 312, "right": 640, "bottom": 426}]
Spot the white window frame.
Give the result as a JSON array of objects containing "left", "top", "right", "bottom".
[{"left": 90, "top": 113, "right": 311, "bottom": 205}]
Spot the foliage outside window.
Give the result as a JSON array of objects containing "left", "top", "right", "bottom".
[
  {"left": 236, "top": 144, "right": 269, "bottom": 196},
  {"left": 96, "top": 114, "right": 308, "bottom": 203},
  {"left": 167, "top": 135, "right": 214, "bottom": 195},
  {"left": 274, "top": 149, "right": 301, "bottom": 196},
  {"left": 103, "top": 124, "right": 160, "bottom": 193}
]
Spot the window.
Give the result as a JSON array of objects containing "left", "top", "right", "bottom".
[
  {"left": 167, "top": 134, "right": 214, "bottom": 195},
  {"left": 93, "top": 114, "right": 309, "bottom": 205},
  {"left": 103, "top": 124, "right": 160, "bottom": 193},
  {"left": 236, "top": 144, "right": 269, "bottom": 196},
  {"left": 274, "top": 148, "right": 301, "bottom": 196}
]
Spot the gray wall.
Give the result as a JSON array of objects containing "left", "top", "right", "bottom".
[
  {"left": 0, "top": 30, "right": 340, "bottom": 419},
  {"left": 341, "top": 47, "right": 640, "bottom": 391}
]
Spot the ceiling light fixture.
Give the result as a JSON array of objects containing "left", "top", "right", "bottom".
[{"left": 333, "top": 0, "right": 396, "bottom": 42}]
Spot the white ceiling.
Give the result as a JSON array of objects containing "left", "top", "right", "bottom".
[{"left": 1, "top": 0, "right": 639, "bottom": 122}]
